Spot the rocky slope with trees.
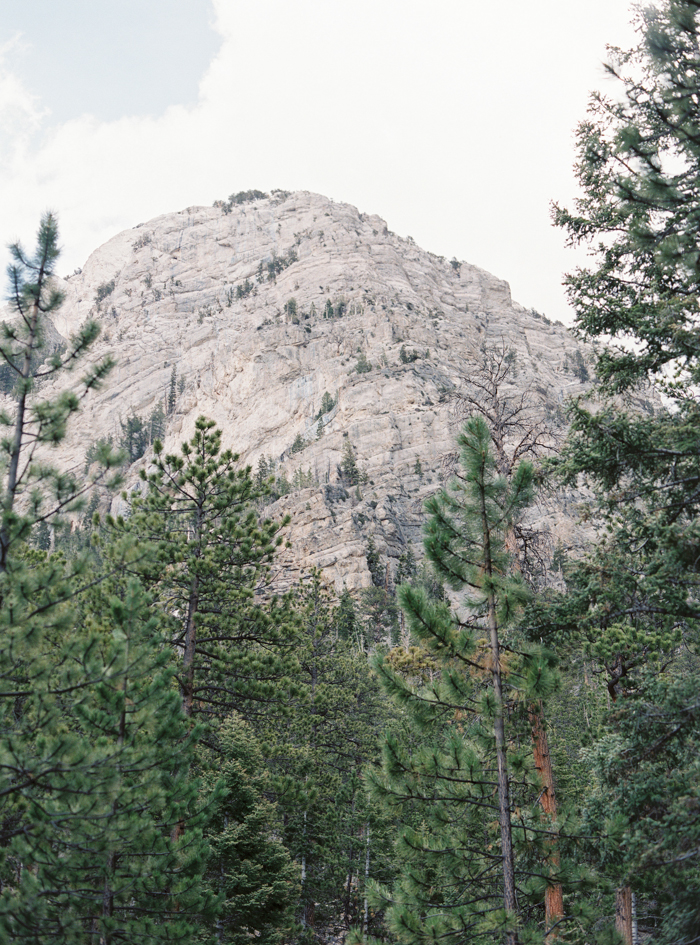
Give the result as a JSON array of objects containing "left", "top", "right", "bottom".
[{"left": 19, "top": 189, "right": 594, "bottom": 589}]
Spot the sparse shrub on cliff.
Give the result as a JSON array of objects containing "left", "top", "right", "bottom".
[
  {"left": 84, "top": 435, "right": 117, "bottom": 472},
  {"left": 119, "top": 402, "right": 167, "bottom": 463},
  {"left": 95, "top": 279, "right": 115, "bottom": 305},
  {"left": 132, "top": 232, "right": 152, "bottom": 250},
  {"left": 571, "top": 348, "right": 589, "bottom": 383},
  {"left": 258, "top": 248, "right": 298, "bottom": 283},
  {"left": 168, "top": 366, "right": 177, "bottom": 414},
  {"left": 315, "top": 391, "right": 336, "bottom": 420},
  {"left": 236, "top": 279, "right": 254, "bottom": 299},
  {"left": 290, "top": 433, "right": 306, "bottom": 455},
  {"left": 284, "top": 298, "right": 297, "bottom": 320},
  {"left": 276, "top": 471, "right": 292, "bottom": 496},
  {"left": 339, "top": 439, "right": 359, "bottom": 485},
  {"left": 292, "top": 467, "right": 315, "bottom": 489},
  {"left": 214, "top": 190, "right": 269, "bottom": 214},
  {"left": 399, "top": 345, "right": 420, "bottom": 364},
  {"left": 528, "top": 307, "right": 551, "bottom": 326},
  {"left": 339, "top": 439, "right": 368, "bottom": 487},
  {"left": 354, "top": 351, "right": 372, "bottom": 374}
]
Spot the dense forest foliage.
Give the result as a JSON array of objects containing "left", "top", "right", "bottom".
[{"left": 1, "top": 1, "right": 699, "bottom": 942}]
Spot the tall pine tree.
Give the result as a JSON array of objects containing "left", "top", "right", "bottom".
[
  {"left": 362, "top": 418, "right": 561, "bottom": 945},
  {"left": 549, "top": 2, "right": 700, "bottom": 941}
]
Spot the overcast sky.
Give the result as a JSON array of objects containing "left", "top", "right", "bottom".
[{"left": 1, "top": 0, "right": 638, "bottom": 322}]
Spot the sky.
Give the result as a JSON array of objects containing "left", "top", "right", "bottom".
[{"left": 0, "top": 0, "right": 639, "bottom": 322}]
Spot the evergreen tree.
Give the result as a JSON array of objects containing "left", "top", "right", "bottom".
[
  {"left": 363, "top": 418, "right": 561, "bottom": 945},
  {"left": 263, "top": 573, "right": 395, "bottom": 938},
  {"left": 129, "top": 416, "right": 296, "bottom": 724},
  {"left": 340, "top": 438, "right": 360, "bottom": 486},
  {"left": 0, "top": 215, "right": 150, "bottom": 942},
  {"left": 168, "top": 366, "right": 177, "bottom": 415},
  {"left": 149, "top": 401, "right": 166, "bottom": 442},
  {"left": 120, "top": 412, "right": 149, "bottom": 463},
  {"left": 550, "top": 3, "right": 700, "bottom": 940},
  {"left": 202, "top": 716, "right": 298, "bottom": 945}
]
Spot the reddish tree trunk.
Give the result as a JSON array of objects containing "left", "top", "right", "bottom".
[
  {"left": 529, "top": 701, "right": 564, "bottom": 938},
  {"left": 615, "top": 886, "right": 633, "bottom": 945}
]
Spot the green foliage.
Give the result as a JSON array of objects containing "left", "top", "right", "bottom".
[
  {"left": 168, "top": 365, "right": 177, "bottom": 414},
  {"left": 275, "top": 472, "right": 291, "bottom": 496},
  {"left": 315, "top": 391, "right": 337, "bottom": 420},
  {"left": 119, "top": 403, "right": 167, "bottom": 464},
  {"left": 365, "top": 418, "right": 565, "bottom": 945},
  {"left": 215, "top": 190, "right": 268, "bottom": 213},
  {"left": 94, "top": 278, "right": 115, "bottom": 305},
  {"left": 257, "top": 248, "right": 298, "bottom": 283},
  {"left": 365, "top": 536, "right": 383, "bottom": 588},
  {"left": 202, "top": 716, "right": 298, "bottom": 944},
  {"left": 292, "top": 467, "right": 315, "bottom": 489},
  {"left": 235, "top": 278, "right": 254, "bottom": 299},
  {"left": 290, "top": 432, "right": 307, "bottom": 454},
  {"left": 85, "top": 434, "right": 117, "bottom": 471},
  {"left": 130, "top": 416, "right": 295, "bottom": 723},
  {"left": 262, "top": 574, "right": 396, "bottom": 936},
  {"left": 399, "top": 345, "right": 420, "bottom": 364},
  {"left": 0, "top": 216, "right": 205, "bottom": 942},
  {"left": 546, "top": 4, "right": 700, "bottom": 939},
  {"left": 354, "top": 351, "right": 372, "bottom": 373},
  {"left": 339, "top": 438, "right": 365, "bottom": 486}
]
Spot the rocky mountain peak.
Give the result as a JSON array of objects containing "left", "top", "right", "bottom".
[{"left": 18, "top": 190, "right": 592, "bottom": 589}]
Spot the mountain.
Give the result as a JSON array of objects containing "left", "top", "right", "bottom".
[{"left": 34, "top": 190, "right": 591, "bottom": 589}]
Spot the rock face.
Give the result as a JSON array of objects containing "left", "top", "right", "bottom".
[{"left": 27, "top": 191, "right": 592, "bottom": 589}]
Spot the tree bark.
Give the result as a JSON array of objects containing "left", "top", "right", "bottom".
[
  {"left": 482, "top": 492, "right": 518, "bottom": 944},
  {"left": 181, "top": 576, "right": 199, "bottom": 718},
  {"left": 529, "top": 700, "right": 564, "bottom": 938},
  {"left": 615, "top": 886, "right": 633, "bottom": 945}
]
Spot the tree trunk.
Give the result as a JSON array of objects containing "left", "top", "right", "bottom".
[
  {"left": 362, "top": 821, "right": 371, "bottom": 936},
  {"left": 529, "top": 700, "right": 564, "bottom": 938},
  {"left": 0, "top": 297, "right": 40, "bottom": 571},
  {"left": 181, "top": 575, "right": 199, "bottom": 718},
  {"left": 482, "top": 496, "right": 519, "bottom": 944},
  {"left": 615, "top": 886, "right": 633, "bottom": 945}
]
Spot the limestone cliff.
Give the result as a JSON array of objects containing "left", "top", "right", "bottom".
[{"left": 20, "top": 191, "right": 592, "bottom": 589}]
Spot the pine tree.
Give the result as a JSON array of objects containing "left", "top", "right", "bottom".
[
  {"left": 120, "top": 412, "right": 149, "bottom": 463},
  {"left": 0, "top": 215, "right": 148, "bottom": 942},
  {"left": 340, "top": 439, "right": 360, "bottom": 485},
  {"left": 128, "top": 416, "right": 296, "bottom": 724},
  {"left": 549, "top": 3, "right": 700, "bottom": 940},
  {"left": 202, "top": 716, "right": 298, "bottom": 945},
  {"left": 363, "top": 418, "right": 561, "bottom": 945},
  {"left": 262, "top": 573, "right": 395, "bottom": 937},
  {"left": 168, "top": 365, "right": 177, "bottom": 415}
]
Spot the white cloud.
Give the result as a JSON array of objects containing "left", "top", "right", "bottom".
[
  {"left": 0, "top": 35, "right": 48, "bottom": 166},
  {"left": 0, "top": 0, "right": 638, "bottom": 318}
]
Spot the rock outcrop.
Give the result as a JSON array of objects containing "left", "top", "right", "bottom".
[{"left": 18, "top": 191, "right": 593, "bottom": 589}]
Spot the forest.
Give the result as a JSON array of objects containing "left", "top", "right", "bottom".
[{"left": 0, "top": 1, "right": 699, "bottom": 943}]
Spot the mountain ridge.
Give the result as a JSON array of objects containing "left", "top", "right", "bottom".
[{"left": 6, "top": 191, "right": 592, "bottom": 589}]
